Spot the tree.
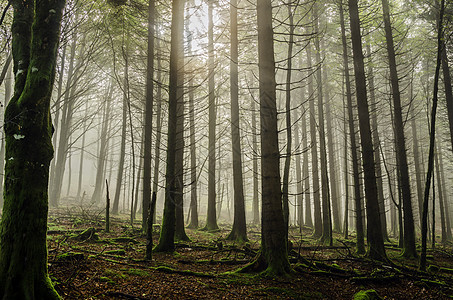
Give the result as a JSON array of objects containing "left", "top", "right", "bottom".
[
  {"left": 226, "top": 0, "right": 247, "bottom": 242},
  {"left": 243, "top": 0, "right": 290, "bottom": 276},
  {"left": 339, "top": 0, "right": 364, "bottom": 253},
  {"left": 0, "top": 0, "right": 65, "bottom": 298},
  {"left": 204, "top": 0, "right": 219, "bottom": 231},
  {"left": 348, "top": 0, "right": 387, "bottom": 261},
  {"left": 420, "top": 0, "right": 445, "bottom": 271},
  {"left": 381, "top": 0, "right": 416, "bottom": 258},
  {"left": 142, "top": 0, "right": 155, "bottom": 231},
  {"left": 154, "top": 0, "right": 185, "bottom": 252}
]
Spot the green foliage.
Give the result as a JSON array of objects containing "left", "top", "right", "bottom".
[{"left": 353, "top": 289, "right": 383, "bottom": 300}]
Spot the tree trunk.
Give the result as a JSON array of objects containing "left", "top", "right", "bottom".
[
  {"left": 381, "top": 0, "right": 416, "bottom": 258},
  {"left": 281, "top": 3, "right": 294, "bottom": 242},
  {"left": 91, "top": 82, "right": 113, "bottom": 203},
  {"left": 186, "top": 20, "right": 198, "bottom": 229},
  {"left": 0, "top": 54, "right": 12, "bottom": 204},
  {"left": 154, "top": 0, "right": 185, "bottom": 252},
  {"left": 142, "top": 0, "right": 155, "bottom": 231},
  {"left": 246, "top": 0, "right": 290, "bottom": 275},
  {"left": 204, "top": 0, "right": 218, "bottom": 231},
  {"left": 174, "top": 1, "right": 188, "bottom": 241},
  {"left": 306, "top": 39, "right": 322, "bottom": 238},
  {"left": 111, "top": 46, "right": 129, "bottom": 215},
  {"left": 0, "top": 0, "right": 65, "bottom": 298},
  {"left": 441, "top": 43, "right": 453, "bottom": 154},
  {"left": 252, "top": 90, "right": 260, "bottom": 225},
  {"left": 226, "top": 0, "right": 247, "bottom": 242},
  {"left": 366, "top": 42, "right": 388, "bottom": 241},
  {"left": 302, "top": 101, "right": 312, "bottom": 227},
  {"left": 50, "top": 22, "right": 78, "bottom": 207},
  {"left": 339, "top": 0, "right": 364, "bottom": 253},
  {"left": 437, "top": 143, "right": 452, "bottom": 240},
  {"left": 348, "top": 0, "right": 387, "bottom": 261}
]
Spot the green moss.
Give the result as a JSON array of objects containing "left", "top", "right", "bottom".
[
  {"left": 104, "top": 269, "right": 127, "bottom": 279},
  {"left": 105, "top": 249, "right": 126, "bottom": 256},
  {"left": 99, "top": 276, "right": 115, "bottom": 284},
  {"left": 56, "top": 252, "right": 84, "bottom": 261},
  {"left": 428, "top": 265, "right": 440, "bottom": 273},
  {"left": 123, "top": 268, "right": 151, "bottom": 277},
  {"left": 353, "top": 289, "right": 382, "bottom": 300}
]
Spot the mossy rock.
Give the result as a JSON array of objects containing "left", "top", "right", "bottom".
[
  {"left": 353, "top": 289, "right": 382, "bottom": 300},
  {"left": 112, "top": 237, "right": 139, "bottom": 244},
  {"left": 57, "top": 252, "right": 85, "bottom": 261}
]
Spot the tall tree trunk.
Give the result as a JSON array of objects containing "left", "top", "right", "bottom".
[
  {"left": 281, "top": 3, "right": 294, "bottom": 242},
  {"left": 227, "top": 0, "right": 247, "bottom": 242},
  {"left": 174, "top": 1, "right": 188, "bottom": 241},
  {"left": 111, "top": 46, "right": 129, "bottom": 215},
  {"left": 204, "top": 0, "right": 218, "bottom": 231},
  {"left": 441, "top": 43, "right": 453, "bottom": 153},
  {"left": 154, "top": 0, "right": 185, "bottom": 252},
  {"left": 294, "top": 79, "right": 303, "bottom": 228},
  {"left": 152, "top": 33, "right": 163, "bottom": 224},
  {"left": 366, "top": 42, "right": 388, "bottom": 241},
  {"left": 381, "top": 0, "right": 416, "bottom": 258},
  {"left": 243, "top": 0, "right": 290, "bottom": 275},
  {"left": 313, "top": 6, "right": 331, "bottom": 244},
  {"left": 339, "top": 0, "right": 364, "bottom": 253},
  {"left": 76, "top": 102, "right": 88, "bottom": 200},
  {"left": 142, "top": 0, "right": 155, "bottom": 231},
  {"left": 187, "top": 20, "right": 198, "bottom": 229},
  {"left": 252, "top": 91, "right": 260, "bottom": 225},
  {"left": 437, "top": 143, "right": 452, "bottom": 240},
  {"left": 324, "top": 54, "right": 340, "bottom": 234},
  {"left": 410, "top": 88, "right": 424, "bottom": 226},
  {"left": 307, "top": 39, "right": 322, "bottom": 238},
  {"left": 348, "top": 0, "right": 387, "bottom": 260},
  {"left": 91, "top": 82, "right": 113, "bottom": 203},
  {"left": 50, "top": 22, "right": 78, "bottom": 207},
  {"left": 434, "top": 143, "right": 447, "bottom": 243},
  {"left": 302, "top": 102, "right": 312, "bottom": 227},
  {"left": 0, "top": 0, "right": 65, "bottom": 298}
]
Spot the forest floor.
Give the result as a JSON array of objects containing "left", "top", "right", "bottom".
[{"left": 48, "top": 206, "right": 453, "bottom": 299}]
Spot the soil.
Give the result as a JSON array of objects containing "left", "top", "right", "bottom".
[{"left": 47, "top": 207, "right": 453, "bottom": 299}]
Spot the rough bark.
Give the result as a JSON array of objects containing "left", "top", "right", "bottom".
[
  {"left": 307, "top": 40, "right": 322, "bottom": 238},
  {"left": 142, "top": 0, "right": 155, "bottom": 232},
  {"left": 339, "top": 0, "right": 364, "bottom": 253},
  {"left": 0, "top": 0, "right": 65, "bottom": 298},
  {"left": 204, "top": 0, "right": 218, "bottom": 231},
  {"left": 226, "top": 0, "right": 247, "bottom": 242},
  {"left": 381, "top": 0, "right": 416, "bottom": 258},
  {"left": 348, "top": 0, "right": 387, "bottom": 261},
  {"left": 244, "top": 0, "right": 290, "bottom": 276},
  {"left": 154, "top": 0, "right": 185, "bottom": 252}
]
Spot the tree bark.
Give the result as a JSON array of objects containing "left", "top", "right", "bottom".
[
  {"left": 339, "top": 0, "right": 364, "bottom": 253},
  {"left": 254, "top": 0, "right": 290, "bottom": 275},
  {"left": 381, "top": 0, "right": 416, "bottom": 258},
  {"left": 154, "top": 0, "right": 185, "bottom": 252},
  {"left": 0, "top": 0, "right": 65, "bottom": 298},
  {"left": 348, "top": 0, "right": 387, "bottom": 260},
  {"left": 142, "top": 0, "right": 155, "bottom": 232},
  {"left": 204, "top": 0, "right": 218, "bottom": 231},
  {"left": 226, "top": 0, "right": 247, "bottom": 242}
]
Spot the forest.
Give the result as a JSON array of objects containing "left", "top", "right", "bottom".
[{"left": 0, "top": 0, "right": 452, "bottom": 298}]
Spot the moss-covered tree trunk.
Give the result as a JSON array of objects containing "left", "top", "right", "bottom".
[{"left": 0, "top": 0, "right": 65, "bottom": 298}]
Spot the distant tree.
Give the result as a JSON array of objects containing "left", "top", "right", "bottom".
[{"left": 0, "top": 0, "right": 65, "bottom": 298}]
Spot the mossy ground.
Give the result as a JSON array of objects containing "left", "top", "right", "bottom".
[{"left": 47, "top": 206, "right": 453, "bottom": 299}]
